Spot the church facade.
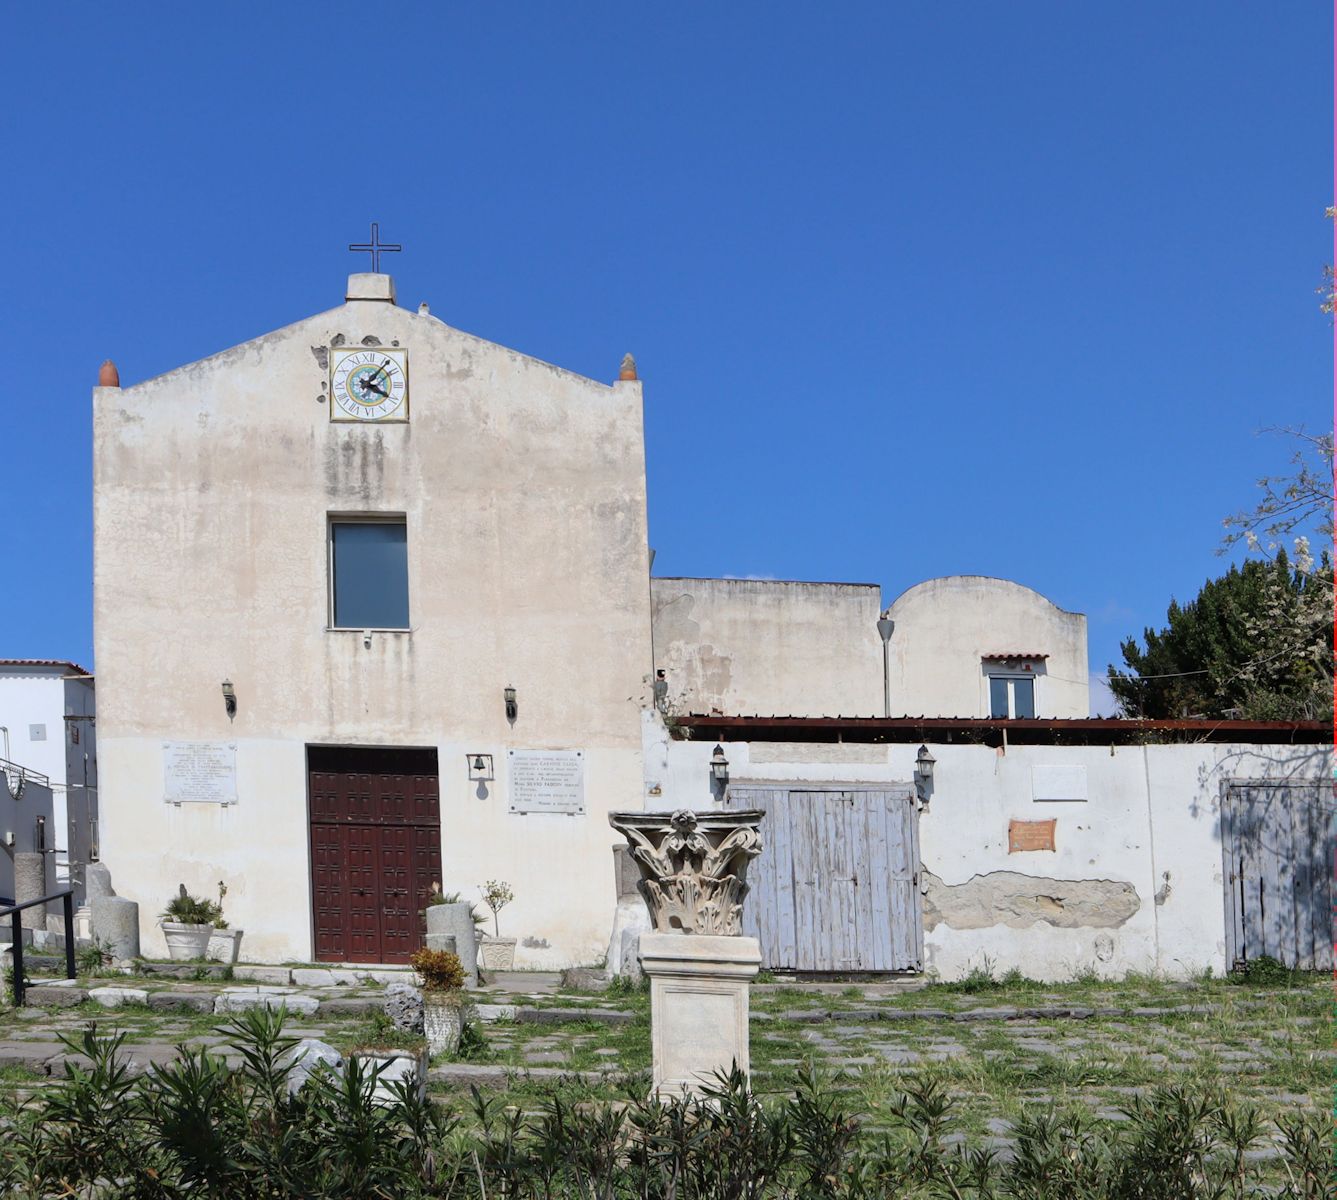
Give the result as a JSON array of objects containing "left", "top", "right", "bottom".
[
  {"left": 93, "top": 270, "right": 1100, "bottom": 968},
  {"left": 94, "top": 273, "right": 653, "bottom": 965}
]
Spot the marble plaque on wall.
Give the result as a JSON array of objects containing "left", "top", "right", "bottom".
[
  {"left": 163, "top": 742, "right": 238, "bottom": 805},
  {"left": 507, "top": 749, "right": 584, "bottom": 815}
]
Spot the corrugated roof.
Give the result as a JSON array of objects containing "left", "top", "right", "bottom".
[{"left": 0, "top": 659, "right": 92, "bottom": 677}]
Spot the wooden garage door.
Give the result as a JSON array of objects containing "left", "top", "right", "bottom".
[
  {"left": 308, "top": 746, "right": 441, "bottom": 964},
  {"left": 727, "top": 783, "right": 923, "bottom": 973},
  {"left": 1222, "top": 781, "right": 1334, "bottom": 971}
]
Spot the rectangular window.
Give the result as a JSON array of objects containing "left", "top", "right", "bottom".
[
  {"left": 329, "top": 518, "right": 409, "bottom": 630},
  {"left": 989, "top": 676, "right": 1035, "bottom": 718}
]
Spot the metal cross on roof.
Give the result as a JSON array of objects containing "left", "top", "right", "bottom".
[{"left": 348, "top": 222, "right": 402, "bottom": 273}]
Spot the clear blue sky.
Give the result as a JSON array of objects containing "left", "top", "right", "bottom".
[{"left": 7, "top": 5, "right": 1330, "bottom": 708}]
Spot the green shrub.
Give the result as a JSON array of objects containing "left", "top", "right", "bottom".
[
  {"left": 1233, "top": 954, "right": 1301, "bottom": 986},
  {"left": 0, "top": 1013, "right": 1329, "bottom": 1198}
]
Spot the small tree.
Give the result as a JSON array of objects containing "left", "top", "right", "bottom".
[{"left": 479, "top": 880, "right": 514, "bottom": 938}]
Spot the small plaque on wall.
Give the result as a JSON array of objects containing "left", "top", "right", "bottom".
[
  {"left": 508, "top": 749, "right": 585, "bottom": 815},
  {"left": 164, "top": 742, "right": 238, "bottom": 805},
  {"left": 1008, "top": 818, "right": 1056, "bottom": 853},
  {"left": 1032, "top": 765, "right": 1088, "bottom": 802}
]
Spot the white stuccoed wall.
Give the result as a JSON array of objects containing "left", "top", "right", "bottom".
[
  {"left": 650, "top": 578, "right": 884, "bottom": 718},
  {"left": 655, "top": 730, "right": 1330, "bottom": 980},
  {"left": 885, "top": 577, "right": 1089, "bottom": 717},
  {"left": 95, "top": 274, "right": 652, "bottom": 967}
]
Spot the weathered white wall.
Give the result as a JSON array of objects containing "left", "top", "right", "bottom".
[
  {"left": 656, "top": 730, "right": 1330, "bottom": 980},
  {"left": 885, "top": 577, "right": 1089, "bottom": 717},
  {"left": 95, "top": 275, "right": 652, "bottom": 966},
  {"left": 0, "top": 666, "right": 97, "bottom": 897},
  {"left": 651, "top": 578, "right": 883, "bottom": 718}
]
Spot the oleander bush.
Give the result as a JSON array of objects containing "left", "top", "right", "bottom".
[{"left": 0, "top": 1009, "right": 1329, "bottom": 1199}]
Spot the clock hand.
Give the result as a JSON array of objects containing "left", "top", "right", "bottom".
[{"left": 363, "top": 379, "right": 390, "bottom": 398}]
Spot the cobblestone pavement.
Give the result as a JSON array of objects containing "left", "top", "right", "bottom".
[{"left": 0, "top": 965, "right": 1327, "bottom": 1142}]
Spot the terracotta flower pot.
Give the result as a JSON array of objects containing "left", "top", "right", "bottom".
[{"left": 162, "top": 921, "right": 214, "bottom": 961}]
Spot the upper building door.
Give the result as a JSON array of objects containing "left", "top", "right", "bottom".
[{"left": 307, "top": 746, "right": 441, "bottom": 964}]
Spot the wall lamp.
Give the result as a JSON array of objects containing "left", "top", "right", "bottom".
[
  {"left": 710, "top": 744, "right": 730, "bottom": 786},
  {"left": 221, "top": 680, "right": 237, "bottom": 721},
  {"left": 914, "top": 744, "right": 936, "bottom": 801},
  {"left": 504, "top": 686, "right": 518, "bottom": 723}
]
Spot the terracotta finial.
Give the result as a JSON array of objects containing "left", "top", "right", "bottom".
[
  {"left": 619, "top": 353, "right": 638, "bottom": 382},
  {"left": 98, "top": 360, "right": 120, "bottom": 388}
]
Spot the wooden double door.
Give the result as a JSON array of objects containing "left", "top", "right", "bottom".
[
  {"left": 727, "top": 783, "right": 923, "bottom": 973},
  {"left": 308, "top": 746, "right": 441, "bottom": 964},
  {"left": 1222, "top": 780, "right": 1334, "bottom": 971}
]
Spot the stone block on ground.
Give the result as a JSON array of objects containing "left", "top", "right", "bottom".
[
  {"left": 561, "top": 967, "right": 611, "bottom": 993},
  {"left": 148, "top": 989, "right": 216, "bottom": 1013},
  {"left": 90, "top": 896, "right": 140, "bottom": 961},
  {"left": 384, "top": 981, "right": 424, "bottom": 1034},
  {"left": 291, "top": 968, "right": 336, "bottom": 987},
  {"left": 88, "top": 986, "right": 149, "bottom": 1008},
  {"left": 316, "top": 996, "right": 382, "bottom": 1017},
  {"left": 284, "top": 1038, "right": 344, "bottom": 1095},
  {"left": 24, "top": 985, "right": 89, "bottom": 1008},
  {"left": 214, "top": 987, "right": 319, "bottom": 1016},
  {"left": 231, "top": 965, "right": 292, "bottom": 985}
]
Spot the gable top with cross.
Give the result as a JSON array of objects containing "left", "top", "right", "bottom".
[{"left": 347, "top": 221, "right": 400, "bottom": 303}]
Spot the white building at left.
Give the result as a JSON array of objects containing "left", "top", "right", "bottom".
[{"left": 0, "top": 660, "right": 98, "bottom": 901}]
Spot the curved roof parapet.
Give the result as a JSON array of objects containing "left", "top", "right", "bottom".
[{"left": 885, "top": 575, "right": 1085, "bottom": 619}]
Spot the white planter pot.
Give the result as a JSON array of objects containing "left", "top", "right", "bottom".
[
  {"left": 207, "top": 927, "right": 244, "bottom": 964},
  {"left": 478, "top": 936, "right": 517, "bottom": 971},
  {"left": 351, "top": 1048, "right": 428, "bottom": 1106},
  {"left": 161, "top": 921, "right": 214, "bottom": 961},
  {"left": 422, "top": 994, "right": 464, "bottom": 1056}
]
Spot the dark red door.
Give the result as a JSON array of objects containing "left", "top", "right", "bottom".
[{"left": 307, "top": 747, "right": 441, "bottom": 964}]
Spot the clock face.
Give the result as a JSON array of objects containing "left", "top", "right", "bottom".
[{"left": 330, "top": 348, "right": 409, "bottom": 421}]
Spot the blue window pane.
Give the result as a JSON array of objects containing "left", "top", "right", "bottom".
[
  {"left": 1013, "top": 677, "right": 1035, "bottom": 719},
  {"left": 332, "top": 522, "right": 409, "bottom": 628},
  {"left": 989, "top": 677, "right": 1009, "bottom": 718}
]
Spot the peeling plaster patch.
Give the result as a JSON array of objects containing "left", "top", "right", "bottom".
[
  {"left": 310, "top": 346, "right": 329, "bottom": 370},
  {"left": 922, "top": 870, "right": 1141, "bottom": 931},
  {"left": 521, "top": 936, "right": 550, "bottom": 949},
  {"left": 331, "top": 333, "right": 346, "bottom": 347},
  {"left": 360, "top": 335, "right": 382, "bottom": 346}
]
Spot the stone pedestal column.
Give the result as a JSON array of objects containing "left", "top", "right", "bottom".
[
  {"left": 90, "top": 896, "right": 141, "bottom": 963},
  {"left": 426, "top": 903, "right": 478, "bottom": 988},
  {"left": 641, "top": 932, "right": 761, "bottom": 1097},
  {"left": 609, "top": 808, "right": 765, "bottom": 1099},
  {"left": 14, "top": 853, "right": 47, "bottom": 931}
]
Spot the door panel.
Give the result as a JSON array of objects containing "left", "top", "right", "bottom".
[
  {"left": 728, "top": 783, "right": 922, "bottom": 973},
  {"left": 307, "top": 746, "right": 440, "bottom": 964}
]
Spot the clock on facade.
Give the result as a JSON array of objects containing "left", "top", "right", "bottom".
[{"left": 329, "top": 347, "right": 409, "bottom": 421}]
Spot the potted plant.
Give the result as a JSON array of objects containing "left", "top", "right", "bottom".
[
  {"left": 477, "top": 879, "right": 517, "bottom": 970},
  {"left": 160, "top": 884, "right": 221, "bottom": 961},
  {"left": 205, "top": 881, "right": 245, "bottom": 963},
  {"left": 410, "top": 946, "right": 466, "bottom": 1056}
]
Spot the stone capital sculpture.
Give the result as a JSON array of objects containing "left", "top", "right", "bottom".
[{"left": 608, "top": 809, "right": 762, "bottom": 936}]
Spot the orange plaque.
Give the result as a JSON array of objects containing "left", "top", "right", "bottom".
[{"left": 1008, "top": 818, "right": 1056, "bottom": 853}]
